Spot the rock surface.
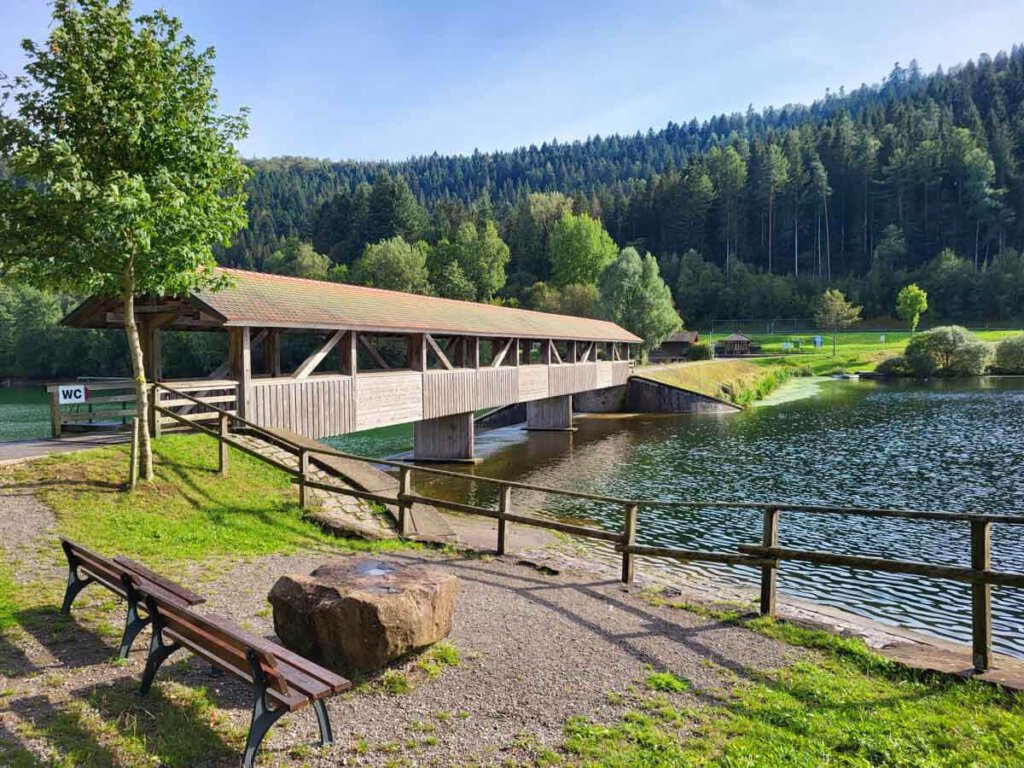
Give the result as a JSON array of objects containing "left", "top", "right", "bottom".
[{"left": 268, "top": 556, "right": 458, "bottom": 672}]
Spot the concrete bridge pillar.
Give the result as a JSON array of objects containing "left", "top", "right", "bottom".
[
  {"left": 526, "top": 395, "right": 574, "bottom": 431},
  {"left": 413, "top": 412, "right": 475, "bottom": 462}
]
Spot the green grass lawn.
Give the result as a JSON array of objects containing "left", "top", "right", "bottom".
[
  {"left": 641, "top": 328, "right": 1024, "bottom": 406},
  {"left": 2, "top": 433, "right": 413, "bottom": 569},
  {"left": 731, "top": 328, "right": 1022, "bottom": 375},
  {"left": 558, "top": 603, "right": 1024, "bottom": 768}
]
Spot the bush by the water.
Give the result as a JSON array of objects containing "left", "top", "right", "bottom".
[
  {"left": 687, "top": 342, "right": 713, "bottom": 361},
  {"left": 892, "top": 326, "right": 993, "bottom": 377},
  {"left": 994, "top": 335, "right": 1024, "bottom": 373}
]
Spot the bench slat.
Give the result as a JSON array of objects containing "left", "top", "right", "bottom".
[
  {"left": 113, "top": 556, "right": 205, "bottom": 606},
  {"left": 142, "top": 593, "right": 338, "bottom": 708},
  {"left": 163, "top": 627, "right": 307, "bottom": 711},
  {"left": 205, "top": 612, "right": 350, "bottom": 693}
]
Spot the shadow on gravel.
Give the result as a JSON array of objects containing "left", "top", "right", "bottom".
[
  {"left": 71, "top": 674, "right": 240, "bottom": 767},
  {"left": 0, "top": 718, "right": 41, "bottom": 766},
  {"left": 8, "top": 694, "right": 122, "bottom": 768},
  {"left": 14, "top": 605, "right": 118, "bottom": 670},
  {"left": 392, "top": 551, "right": 771, "bottom": 685},
  {"left": 0, "top": 629, "right": 39, "bottom": 678}
]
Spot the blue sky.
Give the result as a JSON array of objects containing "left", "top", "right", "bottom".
[{"left": 3, "top": 0, "right": 1023, "bottom": 161}]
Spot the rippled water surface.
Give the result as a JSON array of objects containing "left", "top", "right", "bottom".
[{"left": 334, "top": 377, "right": 1024, "bottom": 655}]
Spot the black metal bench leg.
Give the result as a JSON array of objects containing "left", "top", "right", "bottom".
[
  {"left": 118, "top": 584, "right": 151, "bottom": 659},
  {"left": 60, "top": 551, "right": 95, "bottom": 615},
  {"left": 313, "top": 699, "right": 332, "bottom": 746},
  {"left": 242, "top": 650, "right": 286, "bottom": 768},
  {"left": 139, "top": 598, "right": 180, "bottom": 695}
]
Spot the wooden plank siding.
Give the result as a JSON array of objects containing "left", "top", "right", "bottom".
[
  {"left": 517, "top": 366, "right": 549, "bottom": 402},
  {"left": 423, "top": 370, "right": 476, "bottom": 419},
  {"left": 238, "top": 359, "right": 634, "bottom": 440},
  {"left": 251, "top": 376, "right": 354, "bottom": 436},
  {"left": 355, "top": 372, "right": 423, "bottom": 431}
]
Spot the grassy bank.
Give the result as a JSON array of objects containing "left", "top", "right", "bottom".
[
  {"left": 734, "top": 328, "right": 1021, "bottom": 375},
  {"left": 640, "top": 328, "right": 1024, "bottom": 407},
  {"left": 559, "top": 603, "right": 1024, "bottom": 767},
  {"left": 1, "top": 433, "right": 414, "bottom": 569},
  {"left": 637, "top": 359, "right": 808, "bottom": 407}
]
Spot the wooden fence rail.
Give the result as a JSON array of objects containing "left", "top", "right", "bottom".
[{"left": 152, "top": 383, "right": 1024, "bottom": 673}]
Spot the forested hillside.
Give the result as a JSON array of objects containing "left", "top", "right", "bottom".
[
  {"left": 4, "top": 47, "right": 1024, "bottom": 380},
  {"left": 220, "top": 48, "right": 1024, "bottom": 324}
]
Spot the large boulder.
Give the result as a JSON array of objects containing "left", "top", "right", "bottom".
[{"left": 268, "top": 557, "right": 458, "bottom": 673}]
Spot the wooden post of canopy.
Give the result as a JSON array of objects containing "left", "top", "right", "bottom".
[
  {"left": 228, "top": 327, "right": 252, "bottom": 420},
  {"left": 340, "top": 331, "right": 357, "bottom": 376},
  {"left": 265, "top": 330, "right": 282, "bottom": 377}
]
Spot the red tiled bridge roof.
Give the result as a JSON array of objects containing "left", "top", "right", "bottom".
[{"left": 65, "top": 268, "right": 643, "bottom": 344}]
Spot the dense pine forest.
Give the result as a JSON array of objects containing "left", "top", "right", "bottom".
[
  {"left": 4, "top": 47, "right": 1024, "bottom": 379},
  {"left": 222, "top": 48, "right": 1024, "bottom": 324}
]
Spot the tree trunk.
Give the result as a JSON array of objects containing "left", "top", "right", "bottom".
[
  {"left": 793, "top": 203, "right": 799, "bottom": 277},
  {"left": 768, "top": 192, "right": 774, "bottom": 274},
  {"left": 123, "top": 262, "right": 153, "bottom": 482},
  {"left": 823, "top": 183, "right": 832, "bottom": 283}
]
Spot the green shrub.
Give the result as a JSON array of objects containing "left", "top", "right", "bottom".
[
  {"left": 686, "top": 342, "right": 713, "bottom": 361},
  {"left": 903, "top": 325, "right": 992, "bottom": 377},
  {"left": 875, "top": 356, "right": 911, "bottom": 377},
  {"left": 995, "top": 334, "right": 1024, "bottom": 373}
]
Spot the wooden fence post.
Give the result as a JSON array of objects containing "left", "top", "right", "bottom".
[
  {"left": 497, "top": 485, "right": 512, "bottom": 555},
  {"left": 621, "top": 503, "right": 638, "bottom": 584},
  {"left": 49, "top": 390, "right": 62, "bottom": 438},
  {"left": 298, "top": 449, "right": 309, "bottom": 509},
  {"left": 218, "top": 412, "right": 229, "bottom": 476},
  {"left": 971, "top": 519, "right": 992, "bottom": 672},
  {"left": 149, "top": 384, "right": 162, "bottom": 439},
  {"left": 759, "top": 508, "right": 780, "bottom": 617},
  {"left": 128, "top": 418, "right": 139, "bottom": 491},
  {"left": 398, "top": 467, "right": 412, "bottom": 537}
]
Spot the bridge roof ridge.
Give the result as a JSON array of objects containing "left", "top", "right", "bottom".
[{"left": 194, "top": 268, "right": 642, "bottom": 342}]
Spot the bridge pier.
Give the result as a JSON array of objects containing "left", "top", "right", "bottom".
[
  {"left": 413, "top": 413, "right": 476, "bottom": 463},
  {"left": 526, "top": 395, "right": 574, "bottom": 431}
]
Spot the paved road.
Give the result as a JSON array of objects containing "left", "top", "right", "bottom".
[{"left": 0, "top": 432, "right": 129, "bottom": 464}]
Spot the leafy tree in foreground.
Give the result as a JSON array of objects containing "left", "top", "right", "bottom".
[
  {"left": 549, "top": 212, "right": 618, "bottom": 286},
  {"left": 896, "top": 283, "right": 929, "bottom": 334},
  {"left": 0, "top": 0, "right": 249, "bottom": 481},
  {"left": 598, "top": 248, "right": 680, "bottom": 357},
  {"left": 814, "top": 289, "right": 862, "bottom": 356},
  {"left": 352, "top": 237, "right": 431, "bottom": 294}
]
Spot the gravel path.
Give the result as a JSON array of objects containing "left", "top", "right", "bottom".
[{"left": 0, "top": 481, "right": 807, "bottom": 767}]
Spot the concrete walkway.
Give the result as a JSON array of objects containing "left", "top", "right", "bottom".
[{"left": 0, "top": 432, "right": 128, "bottom": 465}]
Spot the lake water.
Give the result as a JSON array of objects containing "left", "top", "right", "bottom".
[
  {"left": 330, "top": 377, "right": 1024, "bottom": 656},
  {"left": 0, "top": 387, "right": 51, "bottom": 441}
]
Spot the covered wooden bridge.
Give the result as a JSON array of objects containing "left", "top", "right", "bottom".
[{"left": 63, "top": 269, "right": 640, "bottom": 461}]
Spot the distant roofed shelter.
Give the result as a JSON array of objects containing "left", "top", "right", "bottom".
[
  {"left": 716, "top": 332, "right": 760, "bottom": 357},
  {"left": 650, "top": 330, "right": 699, "bottom": 361}
]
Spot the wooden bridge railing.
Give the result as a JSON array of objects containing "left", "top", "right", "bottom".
[{"left": 153, "top": 382, "right": 1024, "bottom": 673}]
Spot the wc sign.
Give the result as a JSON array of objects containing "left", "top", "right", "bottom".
[{"left": 57, "top": 384, "right": 88, "bottom": 405}]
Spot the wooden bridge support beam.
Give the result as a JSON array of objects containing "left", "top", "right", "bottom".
[
  {"left": 526, "top": 395, "right": 574, "bottom": 431},
  {"left": 413, "top": 412, "right": 476, "bottom": 463}
]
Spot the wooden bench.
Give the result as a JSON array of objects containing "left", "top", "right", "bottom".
[
  {"left": 135, "top": 584, "right": 351, "bottom": 768},
  {"left": 59, "top": 538, "right": 205, "bottom": 659}
]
